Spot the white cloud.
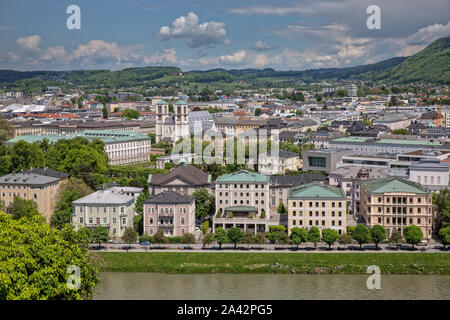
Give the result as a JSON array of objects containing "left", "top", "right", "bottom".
[
  {"left": 219, "top": 50, "right": 246, "bottom": 64},
  {"left": 406, "top": 20, "right": 450, "bottom": 45},
  {"left": 17, "top": 35, "right": 41, "bottom": 51},
  {"left": 251, "top": 40, "right": 275, "bottom": 51},
  {"left": 156, "top": 12, "right": 226, "bottom": 48},
  {"left": 143, "top": 49, "right": 177, "bottom": 65}
]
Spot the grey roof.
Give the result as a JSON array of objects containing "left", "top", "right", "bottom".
[
  {"left": 144, "top": 190, "right": 194, "bottom": 204},
  {"left": 73, "top": 189, "right": 134, "bottom": 205},
  {"left": 269, "top": 173, "right": 327, "bottom": 186},
  {"left": 110, "top": 187, "right": 144, "bottom": 193},
  {"left": 21, "top": 167, "right": 69, "bottom": 180},
  {"left": 0, "top": 172, "right": 60, "bottom": 185}
]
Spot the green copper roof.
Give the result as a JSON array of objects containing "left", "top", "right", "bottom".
[
  {"left": 224, "top": 206, "right": 258, "bottom": 212},
  {"left": 156, "top": 100, "right": 168, "bottom": 105},
  {"left": 176, "top": 100, "right": 187, "bottom": 105},
  {"left": 332, "top": 136, "right": 370, "bottom": 143},
  {"left": 375, "top": 139, "right": 442, "bottom": 146},
  {"left": 362, "top": 177, "right": 428, "bottom": 194},
  {"left": 215, "top": 170, "right": 270, "bottom": 183},
  {"left": 7, "top": 130, "right": 150, "bottom": 145},
  {"left": 288, "top": 182, "right": 346, "bottom": 199}
]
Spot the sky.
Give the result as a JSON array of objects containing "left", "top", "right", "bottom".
[{"left": 0, "top": 0, "right": 449, "bottom": 71}]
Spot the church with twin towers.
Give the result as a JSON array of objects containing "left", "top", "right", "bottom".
[{"left": 155, "top": 100, "right": 190, "bottom": 144}]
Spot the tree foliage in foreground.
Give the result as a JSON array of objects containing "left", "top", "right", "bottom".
[{"left": 0, "top": 213, "right": 99, "bottom": 299}]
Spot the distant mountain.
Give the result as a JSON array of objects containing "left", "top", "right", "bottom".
[
  {"left": 384, "top": 36, "right": 450, "bottom": 83},
  {"left": 0, "top": 37, "right": 448, "bottom": 88}
]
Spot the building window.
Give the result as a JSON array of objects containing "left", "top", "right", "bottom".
[
  {"left": 181, "top": 218, "right": 185, "bottom": 225},
  {"left": 122, "top": 218, "right": 127, "bottom": 225},
  {"left": 79, "top": 217, "right": 84, "bottom": 223}
]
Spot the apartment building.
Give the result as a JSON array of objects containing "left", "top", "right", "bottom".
[
  {"left": 360, "top": 177, "right": 434, "bottom": 239},
  {"left": 0, "top": 168, "right": 68, "bottom": 223},
  {"left": 213, "top": 170, "right": 272, "bottom": 233},
  {"left": 148, "top": 164, "right": 212, "bottom": 196},
  {"left": 7, "top": 130, "right": 151, "bottom": 166},
  {"left": 257, "top": 150, "right": 300, "bottom": 175},
  {"left": 287, "top": 183, "right": 347, "bottom": 235},
  {"left": 143, "top": 190, "right": 195, "bottom": 237},
  {"left": 71, "top": 189, "right": 135, "bottom": 238},
  {"left": 329, "top": 166, "right": 391, "bottom": 216},
  {"left": 268, "top": 173, "right": 327, "bottom": 212}
]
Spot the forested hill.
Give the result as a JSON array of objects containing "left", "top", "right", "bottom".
[{"left": 0, "top": 36, "right": 449, "bottom": 89}]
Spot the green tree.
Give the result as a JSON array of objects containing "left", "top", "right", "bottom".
[
  {"left": 135, "top": 189, "right": 149, "bottom": 215},
  {"left": 352, "top": 224, "right": 371, "bottom": 249},
  {"left": 307, "top": 226, "right": 321, "bottom": 249},
  {"left": 122, "top": 227, "right": 138, "bottom": 251},
  {"left": 403, "top": 225, "right": 423, "bottom": 248},
  {"left": 153, "top": 230, "right": 168, "bottom": 245},
  {"left": 290, "top": 227, "right": 307, "bottom": 248},
  {"left": 181, "top": 233, "right": 196, "bottom": 244},
  {"left": 242, "top": 231, "right": 255, "bottom": 247},
  {"left": 50, "top": 177, "right": 93, "bottom": 229},
  {"left": 389, "top": 229, "right": 403, "bottom": 249},
  {"left": 254, "top": 232, "right": 266, "bottom": 247},
  {"left": 277, "top": 232, "right": 290, "bottom": 245},
  {"left": 213, "top": 227, "right": 228, "bottom": 249},
  {"left": 77, "top": 227, "right": 93, "bottom": 247},
  {"left": 254, "top": 108, "right": 261, "bottom": 116},
  {"left": 200, "top": 220, "right": 209, "bottom": 235},
  {"left": 322, "top": 228, "right": 339, "bottom": 249},
  {"left": 202, "top": 232, "right": 213, "bottom": 248},
  {"left": 0, "top": 117, "right": 14, "bottom": 143},
  {"left": 277, "top": 202, "right": 287, "bottom": 214},
  {"left": 392, "top": 129, "right": 408, "bottom": 135},
  {"left": 11, "top": 140, "right": 45, "bottom": 172},
  {"left": 438, "top": 227, "right": 450, "bottom": 248},
  {"left": 9, "top": 196, "right": 43, "bottom": 222},
  {"left": 193, "top": 188, "right": 215, "bottom": 219},
  {"left": 92, "top": 226, "right": 109, "bottom": 249},
  {"left": 433, "top": 189, "right": 450, "bottom": 231},
  {"left": 227, "top": 227, "right": 243, "bottom": 249},
  {"left": 370, "top": 225, "right": 387, "bottom": 250},
  {"left": 338, "top": 233, "right": 352, "bottom": 246},
  {"left": 0, "top": 212, "right": 99, "bottom": 299},
  {"left": 347, "top": 226, "right": 356, "bottom": 236},
  {"left": 120, "top": 108, "right": 140, "bottom": 120}
]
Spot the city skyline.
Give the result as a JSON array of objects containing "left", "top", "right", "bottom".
[{"left": 1, "top": 0, "right": 450, "bottom": 71}]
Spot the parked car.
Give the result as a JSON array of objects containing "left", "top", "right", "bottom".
[
  {"left": 140, "top": 241, "right": 150, "bottom": 245},
  {"left": 418, "top": 240, "right": 428, "bottom": 246},
  {"left": 108, "top": 239, "right": 114, "bottom": 243}
]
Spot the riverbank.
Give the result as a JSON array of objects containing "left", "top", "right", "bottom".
[{"left": 93, "top": 252, "right": 450, "bottom": 275}]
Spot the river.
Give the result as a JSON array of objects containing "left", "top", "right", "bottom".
[{"left": 93, "top": 273, "right": 450, "bottom": 300}]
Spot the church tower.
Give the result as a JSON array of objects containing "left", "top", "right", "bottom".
[
  {"left": 155, "top": 100, "right": 169, "bottom": 143},
  {"left": 174, "top": 100, "right": 189, "bottom": 142}
]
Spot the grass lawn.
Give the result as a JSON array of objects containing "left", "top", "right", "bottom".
[{"left": 93, "top": 252, "right": 450, "bottom": 275}]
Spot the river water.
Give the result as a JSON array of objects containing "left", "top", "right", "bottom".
[{"left": 93, "top": 273, "right": 450, "bottom": 300}]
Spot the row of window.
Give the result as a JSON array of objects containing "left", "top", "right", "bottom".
[
  {"left": 372, "top": 217, "right": 431, "bottom": 225},
  {"left": 291, "top": 201, "right": 343, "bottom": 208},
  {"left": 370, "top": 206, "right": 429, "bottom": 214},
  {"left": 417, "top": 175, "right": 442, "bottom": 185},
  {"left": 147, "top": 207, "right": 188, "bottom": 214},
  {"left": 78, "top": 206, "right": 125, "bottom": 214},
  {"left": 79, "top": 217, "right": 127, "bottom": 225},
  {"left": 291, "top": 211, "right": 344, "bottom": 217},
  {"left": 218, "top": 192, "right": 265, "bottom": 197},
  {"left": 217, "top": 184, "right": 267, "bottom": 189},
  {"left": 147, "top": 228, "right": 186, "bottom": 236},
  {"left": 292, "top": 220, "right": 343, "bottom": 227},
  {"left": 218, "top": 199, "right": 265, "bottom": 205},
  {"left": 369, "top": 196, "right": 429, "bottom": 204},
  {"left": 147, "top": 217, "right": 186, "bottom": 225},
  {"left": 2, "top": 192, "right": 38, "bottom": 200}
]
